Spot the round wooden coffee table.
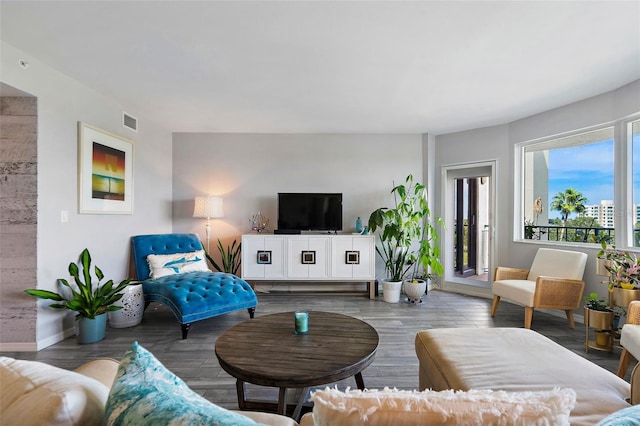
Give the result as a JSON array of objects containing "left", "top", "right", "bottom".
[{"left": 215, "top": 311, "right": 379, "bottom": 419}]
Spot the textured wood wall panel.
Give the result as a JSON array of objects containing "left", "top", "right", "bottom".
[{"left": 0, "top": 96, "right": 37, "bottom": 344}]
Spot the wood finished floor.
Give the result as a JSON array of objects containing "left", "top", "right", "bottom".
[{"left": 1, "top": 290, "right": 631, "bottom": 409}]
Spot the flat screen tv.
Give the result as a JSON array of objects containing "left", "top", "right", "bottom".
[{"left": 277, "top": 193, "right": 343, "bottom": 232}]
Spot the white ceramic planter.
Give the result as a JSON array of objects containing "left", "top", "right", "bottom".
[
  {"left": 108, "top": 283, "right": 144, "bottom": 328},
  {"left": 382, "top": 279, "right": 403, "bottom": 303},
  {"left": 404, "top": 279, "right": 427, "bottom": 304}
]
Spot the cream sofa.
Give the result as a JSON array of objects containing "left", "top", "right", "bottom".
[
  {"left": 5, "top": 327, "right": 639, "bottom": 425},
  {"left": 0, "top": 356, "right": 300, "bottom": 426},
  {"left": 0, "top": 355, "right": 585, "bottom": 426},
  {"left": 415, "top": 327, "right": 637, "bottom": 426}
]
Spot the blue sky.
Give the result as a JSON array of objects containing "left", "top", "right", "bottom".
[{"left": 547, "top": 135, "right": 640, "bottom": 219}]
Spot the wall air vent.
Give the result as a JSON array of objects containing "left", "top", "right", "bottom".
[{"left": 122, "top": 112, "right": 138, "bottom": 132}]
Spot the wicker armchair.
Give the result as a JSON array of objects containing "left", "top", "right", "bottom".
[
  {"left": 491, "top": 248, "right": 587, "bottom": 329},
  {"left": 617, "top": 300, "right": 640, "bottom": 378}
]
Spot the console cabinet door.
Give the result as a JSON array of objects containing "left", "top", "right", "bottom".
[
  {"left": 330, "top": 235, "right": 375, "bottom": 279},
  {"left": 351, "top": 235, "right": 375, "bottom": 278},
  {"left": 287, "top": 236, "right": 330, "bottom": 279},
  {"left": 241, "top": 235, "right": 286, "bottom": 279}
]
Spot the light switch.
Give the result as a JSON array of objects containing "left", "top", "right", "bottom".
[{"left": 61, "top": 210, "right": 68, "bottom": 223}]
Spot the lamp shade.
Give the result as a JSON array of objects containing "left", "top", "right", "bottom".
[{"left": 193, "top": 196, "right": 224, "bottom": 218}]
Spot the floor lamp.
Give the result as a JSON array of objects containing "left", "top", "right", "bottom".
[{"left": 193, "top": 196, "right": 224, "bottom": 252}]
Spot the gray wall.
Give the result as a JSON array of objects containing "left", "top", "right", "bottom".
[
  {"left": 1, "top": 41, "right": 174, "bottom": 350},
  {"left": 171, "top": 132, "right": 424, "bottom": 281},
  {"left": 433, "top": 79, "right": 640, "bottom": 304}
]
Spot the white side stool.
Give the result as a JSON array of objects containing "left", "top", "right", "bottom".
[{"left": 108, "top": 282, "right": 144, "bottom": 328}]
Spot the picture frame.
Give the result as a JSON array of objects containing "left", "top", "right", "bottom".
[
  {"left": 257, "top": 250, "right": 272, "bottom": 264},
  {"left": 78, "top": 122, "right": 134, "bottom": 214},
  {"left": 345, "top": 251, "right": 360, "bottom": 265},
  {"left": 301, "top": 251, "right": 316, "bottom": 265}
]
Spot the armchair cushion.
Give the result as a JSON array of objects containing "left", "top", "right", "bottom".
[
  {"left": 527, "top": 248, "right": 587, "bottom": 281},
  {"left": 620, "top": 324, "right": 640, "bottom": 362},
  {"left": 492, "top": 279, "right": 536, "bottom": 306},
  {"left": 618, "top": 301, "right": 640, "bottom": 378}
]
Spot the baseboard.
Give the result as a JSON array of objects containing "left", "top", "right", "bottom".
[
  {"left": 0, "top": 342, "right": 38, "bottom": 352},
  {"left": 37, "top": 327, "right": 74, "bottom": 351},
  {"left": 0, "top": 327, "right": 74, "bottom": 352},
  {"left": 438, "top": 282, "right": 493, "bottom": 299}
]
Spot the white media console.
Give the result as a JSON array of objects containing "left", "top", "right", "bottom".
[{"left": 241, "top": 233, "right": 376, "bottom": 299}]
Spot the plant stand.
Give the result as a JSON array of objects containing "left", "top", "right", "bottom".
[
  {"left": 584, "top": 307, "right": 614, "bottom": 353},
  {"left": 610, "top": 288, "right": 640, "bottom": 309}
]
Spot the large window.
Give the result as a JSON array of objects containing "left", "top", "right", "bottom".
[
  {"left": 521, "top": 116, "right": 640, "bottom": 248},
  {"left": 522, "top": 127, "right": 615, "bottom": 244}
]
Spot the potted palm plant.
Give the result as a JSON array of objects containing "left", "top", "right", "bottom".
[
  {"left": 25, "top": 248, "right": 131, "bottom": 344},
  {"left": 368, "top": 174, "right": 444, "bottom": 303}
]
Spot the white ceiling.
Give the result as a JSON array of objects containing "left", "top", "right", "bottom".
[{"left": 1, "top": 1, "right": 639, "bottom": 135}]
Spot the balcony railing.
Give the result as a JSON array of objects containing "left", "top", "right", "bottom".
[{"left": 524, "top": 225, "right": 615, "bottom": 243}]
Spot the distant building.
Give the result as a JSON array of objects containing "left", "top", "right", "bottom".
[{"left": 584, "top": 200, "right": 615, "bottom": 228}]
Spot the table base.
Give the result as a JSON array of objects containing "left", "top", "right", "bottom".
[{"left": 236, "top": 372, "right": 366, "bottom": 421}]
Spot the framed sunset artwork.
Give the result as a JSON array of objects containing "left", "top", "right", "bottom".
[{"left": 78, "top": 122, "right": 134, "bottom": 214}]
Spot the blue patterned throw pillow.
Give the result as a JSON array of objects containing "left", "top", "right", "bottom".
[
  {"left": 596, "top": 404, "right": 640, "bottom": 425},
  {"left": 105, "top": 341, "right": 260, "bottom": 426}
]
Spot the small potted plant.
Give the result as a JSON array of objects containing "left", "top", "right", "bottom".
[
  {"left": 583, "top": 292, "right": 613, "bottom": 347},
  {"left": 25, "top": 248, "right": 131, "bottom": 344},
  {"left": 204, "top": 238, "right": 241, "bottom": 275},
  {"left": 368, "top": 174, "right": 444, "bottom": 303},
  {"left": 597, "top": 241, "right": 640, "bottom": 307}
]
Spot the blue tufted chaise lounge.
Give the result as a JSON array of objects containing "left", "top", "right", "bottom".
[{"left": 131, "top": 233, "right": 257, "bottom": 339}]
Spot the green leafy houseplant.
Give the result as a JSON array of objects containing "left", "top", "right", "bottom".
[
  {"left": 368, "top": 174, "right": 444, "bottom": 282},
  {"left": 583, "top": 292, "right": 611, "bottom": 312},
  {"left": 205, "top": 238, "right": 241, "bottom": 275},
  {"left": 25, "top": 248, "right": 131, "bottom": 319},
  {"left": 598, "top": 241, "right": 640, "bottom": 290}
]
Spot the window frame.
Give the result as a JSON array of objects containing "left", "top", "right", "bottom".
[
  {"left": 626, "top": 116, "right": 640, "bottom": 248},
  {"left": 515, "top": 117, "right": 640, "bottom": 249}
]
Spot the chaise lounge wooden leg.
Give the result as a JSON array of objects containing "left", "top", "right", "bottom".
[
  {"left": 491, "top": 296, "right": 500, "bottom": 316},
  {"left": 524, "top": 307, "right": 534, "bottom": 329},
  {"left": 181, "top": 323, "right": 192, "bottom": 339},
  {"left": 248, "top": 307, "right": 256, "bottom": 319},
  {"left": 565, "top": 310, "right": 576, "bottom": 329},
  {"left": 617, "top": 348, "right": 633, "bottom": 378}
]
